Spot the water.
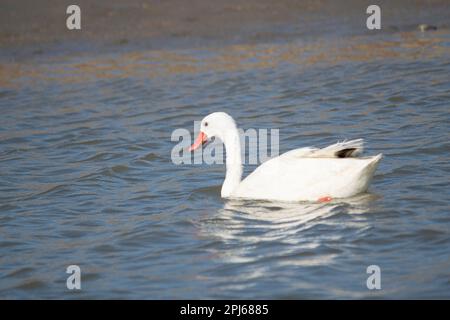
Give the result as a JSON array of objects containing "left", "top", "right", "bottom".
[{"left": 1, "top": 29, "right": 450, "bottom": 299}]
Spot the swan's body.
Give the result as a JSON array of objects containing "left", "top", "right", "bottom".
[{"left": 189, "top": 112, "right": 382, "bottom": 202}]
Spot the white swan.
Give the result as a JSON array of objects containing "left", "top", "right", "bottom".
[{"left": 189, "top": 112, "right": 382, "bottom": 202}]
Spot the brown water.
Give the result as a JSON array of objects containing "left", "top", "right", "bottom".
[{"left": 1, "top": 19, "right": 450, "bottom": 298}]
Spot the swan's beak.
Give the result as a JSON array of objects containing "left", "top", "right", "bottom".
[{"left": 188, "top": 131, "right": 208, "bottom": 151}]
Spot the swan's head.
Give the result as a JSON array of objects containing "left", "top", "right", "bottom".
[{"left": 189, "top": 112, "right": 237, "bottom": 151}]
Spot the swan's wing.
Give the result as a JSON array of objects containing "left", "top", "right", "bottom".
[
  {"left": 281, "top": 139, "right": 364, "bottom": 159},
  {"left": 279, "top": 147, "right": 319, "bottom": 158},
  {"left": 312, "top": 139, "right": 364, "bottom": 158}
]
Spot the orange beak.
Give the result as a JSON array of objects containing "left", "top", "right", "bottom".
[{"left": 188, "top": 131, "right": 208, "bottom": 152}]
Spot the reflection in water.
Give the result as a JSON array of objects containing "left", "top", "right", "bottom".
[{"left": 197, "top": 194, "right": 377, "bottom": 266}]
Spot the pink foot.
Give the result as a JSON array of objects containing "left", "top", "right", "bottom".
[{"left": 318, "top": 196, "right": 332, "bottom": 203}]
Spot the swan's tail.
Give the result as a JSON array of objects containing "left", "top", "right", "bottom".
[
  {"left": 357, "top": 153, "right": 383, "bottom": 192},
  {"left": 366, "top": 153, "right": 383, "bottom": 173}
]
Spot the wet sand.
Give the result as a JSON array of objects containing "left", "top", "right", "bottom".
[
  {"left": 1, "top": 0, "right": 450, "bottom": 87},
  {"left": 1, "top": 0, "right": 449, "bottom": 56}
]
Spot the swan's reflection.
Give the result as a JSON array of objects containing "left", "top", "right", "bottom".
[{"left": 196, "top": 193, "right": 378, "bottom": 267}]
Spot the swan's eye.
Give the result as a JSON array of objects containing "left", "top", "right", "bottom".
[{"left": 204, "top": 122, "right": 208, "bottom": 127}]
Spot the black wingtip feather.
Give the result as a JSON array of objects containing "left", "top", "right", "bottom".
[{"left": 335, "top": 148, "right": 357, "bottom": 158}]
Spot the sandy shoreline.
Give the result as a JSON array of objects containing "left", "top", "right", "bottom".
[
  {"left": 1, "top": 0, "right": 449, "bottom": 59},
  {"left": 1, "top": 0, "right": 450, "bottom": 87}
]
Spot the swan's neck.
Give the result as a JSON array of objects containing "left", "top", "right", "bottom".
[{"left": 221, "top": 129, "right": 242, "bottom": 197}]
